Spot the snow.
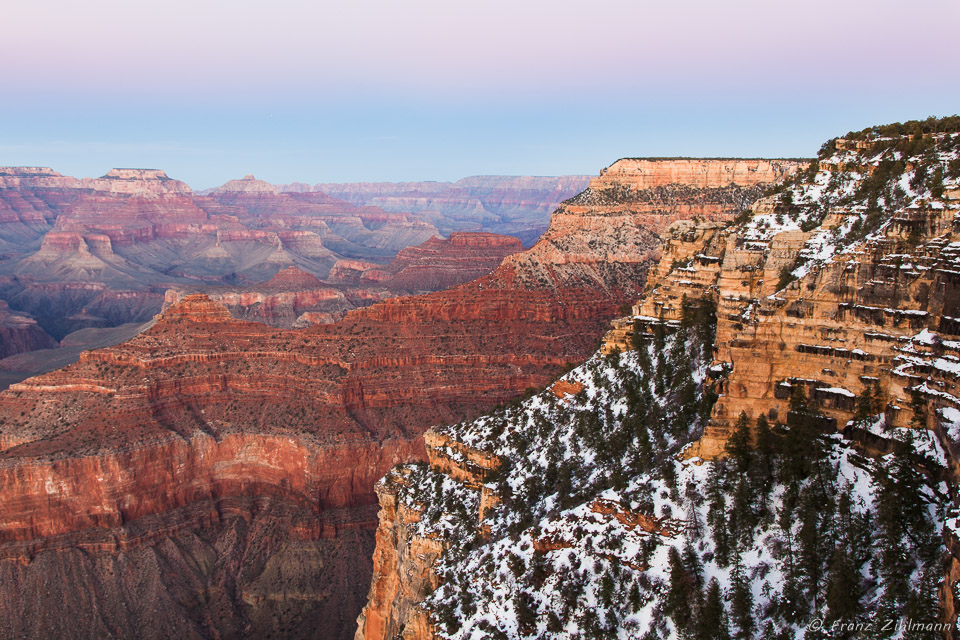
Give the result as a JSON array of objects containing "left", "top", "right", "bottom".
[
  {"left": 941, "top": 406, "right": 960, "bottom": 441},
  {"left": 816, "top": 386, "right": 857, "bottom": 398}
]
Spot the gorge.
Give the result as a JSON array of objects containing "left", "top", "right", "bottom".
[{"left": 0, "top": 158, "right": 802, "bottom": 638}]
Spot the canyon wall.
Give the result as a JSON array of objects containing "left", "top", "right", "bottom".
[
  {"left": 0, "top": 157, "right": 790, "bottom": 638},
  {"left": 352, "top": 128, "right": 960, "bottom": 639}
]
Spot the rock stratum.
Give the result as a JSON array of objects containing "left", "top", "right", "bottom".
[{"left": 0, "top": 158, "right": 791, "bottom": 638}]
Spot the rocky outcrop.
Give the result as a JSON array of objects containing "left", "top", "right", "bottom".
[
  {"left": 0, "top": 301, "right": 57, "bottom": 358},
  {"left": 565, "top": 158, "right": 807, "bottom": 238},
  {"left": 351, "top": 232, "right": 523, "bottom": 292},
  {"left": 592, "top": 158, "right": 802, "bottom": 190},
  {"left": 354, "top": 468, "right": 445, "bottom": 640},
  {"left": 163, "top": 269, "right": 352, "bottom": 328},
  {"left": 210, "top": 174, "right": 279, "bottom": 194},
  {"left": 80, "top": 168, "right": 193, "bottom": 195}
]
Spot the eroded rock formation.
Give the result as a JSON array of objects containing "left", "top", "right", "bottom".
[
  {"left": 162, "top": 232, "right": 524, "bottom": 328},
  {"left": 0, "top": 157, "right": 790, "bottom": 638},
  {"left": 289, "top": 175, "right": 593, "bottom": 246}
]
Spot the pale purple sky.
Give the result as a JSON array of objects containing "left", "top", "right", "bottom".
[{"left": 2, "top": 0, "right": 957, "bottom": 188}]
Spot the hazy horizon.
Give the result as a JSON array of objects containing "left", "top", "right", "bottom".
[{"left": 2, "top": 0, "right": 957, "bottom": 188}]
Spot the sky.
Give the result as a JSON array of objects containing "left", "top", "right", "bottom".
[{"left": 1, "top": 0, "right": 958, "bottom": 189}]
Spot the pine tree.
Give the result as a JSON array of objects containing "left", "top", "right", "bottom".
[
  {"left": 666, "top": 546, "right": 695, "bottom": 635},
  {"left": 853, "top": 383, "right": 876, "bottom": 422},
  {"left": 682, "top": 542, "right": 704, "bottom": 594},
  {"left": 696, "top": 578, "right": 729, "bottom": 640},
  {"left": 781, "top": 385, "right": 825, "bottom": 485},
  {"left": 824, "top": 546, "right": 861, "bottom": 625},
  {"left": 706, "top": 463, "right": 730, "bottom": 567},
  {"left": 797, "top": 488, "right": 827, "bottom": 611},
  {"left": 726, "top": 412, "right": 753, "bottom": 474},
  {"left": 730, "top": 563, "right": 755, "bottom": 639},
  {"left": 751, "top": 414, "right": 777, "bottom": 513},
  {"left": 910, "top": 388, "right": 928, "bottom": 430},
  {"left": 902, "top": 566, "right": 942, "bottom": 640},
  {"left": 731, "top": 476, "right": 756, "bottom": 550}
]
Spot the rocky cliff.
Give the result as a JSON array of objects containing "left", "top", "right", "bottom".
[
  {"left": 354, "top": 118, "right": 960, "bottom": 640},
  {"left": 0, "top": 301, "right": 58, "bottom": 358}
]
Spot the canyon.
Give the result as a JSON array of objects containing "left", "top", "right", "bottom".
[
  {"left": 282, "top": 175, "right": 593, "bottom": 247},
  {"left": 0, "top": 170, "right": 586, "bottom": 362},
  {"left": 0, "top": 158, "right": 798, "bottom": 638},
  {"left": 163, "top": 233, "right": 525, "bottom": 328}
]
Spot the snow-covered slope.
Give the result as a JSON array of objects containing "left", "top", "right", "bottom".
[{"left": 355, "top": 117, "right": 960, "bottom": 640}]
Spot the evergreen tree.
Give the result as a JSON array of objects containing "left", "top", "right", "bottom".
[
  {"left": 824, "top": 546, "right": 861, "bottom": 627},
  {"left": 696, "top": 578, "right": 729, "bottom": 640},
  {"left": 682, "top": 542, "right": 704, "bottom": 595},
  {"left": 781, "top": 385, "right": 825, "bottom": 485},
  {"left": 853, "top": 383, "right": 877, "bottom": 422},
  {"left": 731, "top": 476, "right": 757, "bottom": 550},
  {"left": 751, "top": 414, "right": 777, "bottom": 513},
  {"left": 706, "top": 463, "right": 730, "bottom": 567},
  {"left": 666, "top": 546, "right": 695, "bottom": 635},
  {"left": 902, "top": 566, "right": 942, "bottom": 640},
  {"left": 730, "top": 563, "right": 755, "bottom": 639},
  {"left": 726, "top": 412, "right": 753, "bottom": 474}
]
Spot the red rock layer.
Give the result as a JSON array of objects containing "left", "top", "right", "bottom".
[{"left": 352, "top": 232, "right": 523, "bottom": 292}]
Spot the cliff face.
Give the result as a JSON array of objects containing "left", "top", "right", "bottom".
[
  {"left": 354, "top": 232, "right": 523, "bottom": 293},
  {"left": 0, "top": 301, "right": 58, "bottom": 358},
  {"left": 603, "top": 138, "right": 960, "bottom": 460},
  {"left": 354, "top": 123, "right": 960, "bottom": 640},
  {"left": 564, "top": 158, "right": 806, "bottom": 237}
]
